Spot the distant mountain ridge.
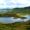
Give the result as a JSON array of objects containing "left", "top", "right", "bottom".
[
  {"left": 24, "top": 6, "right": 30, "bottom": 9},
  {"left": 11, "top": 6, "right": 30, "bottom": 14},
  {"left": 0, "top": 6, "right": 30, "bottom": 9},
  {"left": 0, "top": 6, "right": 30, "bottom": 14}
]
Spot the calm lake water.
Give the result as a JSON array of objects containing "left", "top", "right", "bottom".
[{"left": 0, "top": 15, "right": 30, "bottom": 23}]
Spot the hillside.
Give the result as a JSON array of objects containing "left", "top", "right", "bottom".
[
  {"left": 12, "top": 7, "right": 30, "bottom": 14},
  {"left": 0, "top": 6, "right": 30, "bottom": 17}
]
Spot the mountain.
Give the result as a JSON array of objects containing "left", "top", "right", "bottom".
[
  {"left": 24, "top": 6, "right": 30, "bottom": 9},
  {"left": 11, "top": 6, "right": 30, "bottom": 14},
  {"left": 0, "top": 6, "right": 30, "bottom": 14}
]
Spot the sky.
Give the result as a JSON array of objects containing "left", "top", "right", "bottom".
[{"left": 0, "top": 0, "right": 30, "bottom": 9}]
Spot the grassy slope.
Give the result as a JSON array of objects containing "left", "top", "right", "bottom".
[
  {"left": 0, "top": 21, "right": 30, "bottom": 30},
  {"left": 0, "top": 7, "right": 30, "bottom": 17}
]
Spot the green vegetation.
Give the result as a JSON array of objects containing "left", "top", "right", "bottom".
[
  {"left": 11, "top": 7, "right": 30, "bottom": 14},
  {"left": 0, "top": 7, "right": 30, "bottom": 17},
  {"left": 0, "top": 20, "right": 30, "bottom": 30},
  {"left": 0, "top": 7, "right": 30, "bottom": 30}
]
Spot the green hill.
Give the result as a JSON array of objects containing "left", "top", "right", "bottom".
[{"left": 11, "top": 7, "right": 30, "bottom": 14}]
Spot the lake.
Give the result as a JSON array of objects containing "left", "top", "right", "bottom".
[{"left": 0, "top": 15, "right": 30, "bottom": 23}]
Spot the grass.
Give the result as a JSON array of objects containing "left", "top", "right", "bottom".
[{"left": 0, "top": 22, "right": 30, "bottom": 30}]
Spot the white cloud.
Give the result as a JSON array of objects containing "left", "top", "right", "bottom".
[
  {"left": 0, "top": 0, "right": 4, "bottom": 4},
  {"left": 0, "top": 0, "right": 30, "bottom": 8}
]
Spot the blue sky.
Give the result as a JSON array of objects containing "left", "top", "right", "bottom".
[{"left": 0, "top": 0, "right": 30, "bottom": 9}]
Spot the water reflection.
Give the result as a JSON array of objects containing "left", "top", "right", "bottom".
[{"left": 0, "top": 15, "right": 30, "bottom": 23}]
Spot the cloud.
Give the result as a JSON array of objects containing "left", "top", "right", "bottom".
[{"left": 0, "top": 0, "right": 30, "bottom": 8}]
